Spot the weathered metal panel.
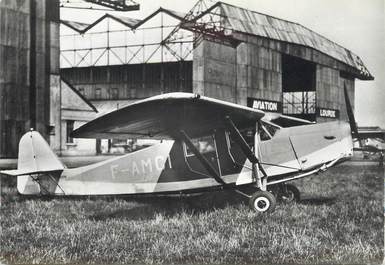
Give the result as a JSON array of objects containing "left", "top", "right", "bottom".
[
  {"left": 202, "top": 39, "right": 236, "bottom": 64},
  {"left": 50, "top": 22, "right": 60, "bottom": 74},
  {"left": 0, "top": 0, "right": 59, "bottom": 157},
  {"left": 192, "top": 40, "right": 237, "bottom": 103},
  {"left": 235, "top": 42, "right": 282, "bottom": 106},
  {"left": 316, "top": 65, "right": 355, "bottom": 123}
]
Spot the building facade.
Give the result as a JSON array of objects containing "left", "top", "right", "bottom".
[{"left": 0, "top": 0, "right": 60, "bottom": 158}]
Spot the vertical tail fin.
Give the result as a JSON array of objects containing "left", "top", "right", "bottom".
[
  {"left": 0, "top": 131, "right": 64, "bottom": 195},
  {"left": 1, "top": 130, "right": 64, "bottom": 176}
]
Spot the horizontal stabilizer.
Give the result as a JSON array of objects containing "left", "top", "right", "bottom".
[{"left": 0, "top": 168, "right": 62, "bottom": 177}]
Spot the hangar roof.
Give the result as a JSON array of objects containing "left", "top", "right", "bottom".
[
  {"left": 61, "top": 20, "right": 90, "bottom": 33},
  {"left": 60, "top": 7, "right": 185, "bottom": 34},
  {"left": 194, "top": 2, "right": 373, "bottom": 80}
]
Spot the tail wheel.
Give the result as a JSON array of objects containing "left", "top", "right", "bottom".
[
  {"left": 249, "top": 191, "right": 276, "bottom": 213},
  {"left": 281, "top": 184, "right": 300, "bottom": 203}
]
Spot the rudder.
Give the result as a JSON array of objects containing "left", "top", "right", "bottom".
[{"left": 0, "top": 130, "right": 64, "bottom": 195}]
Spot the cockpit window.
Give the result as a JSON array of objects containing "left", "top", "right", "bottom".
[{"left": 185, "top": 135, "right": 215, "bottom": 156}]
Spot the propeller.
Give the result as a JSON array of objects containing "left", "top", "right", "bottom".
[
  {"left": 344, "top": 83, "right": 385, "bottom": 164},
  {"left": 343, "top": 82, "right": 359, "bottom": 140}
]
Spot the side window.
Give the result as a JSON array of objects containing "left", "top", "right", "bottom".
[
  {"left": 185, "top": 135, "right": 215, "bottom": 156},
  {"left": 241, "top": 128, "right": 255, "bottom": 147},
  {"left": 226, "top": 127, "right": 255, "bottom": 149}
]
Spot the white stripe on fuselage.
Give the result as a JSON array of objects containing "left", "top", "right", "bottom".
[{"left": 53, "top": 174, "right": 240, "bottom": 195}]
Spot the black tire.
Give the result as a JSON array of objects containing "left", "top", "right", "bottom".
[
  {"left": 280, "top": 184, "right": 300, "bottom": 203},
  {"left": 249, "top": 191, "right": 276, "bottom": 213}
]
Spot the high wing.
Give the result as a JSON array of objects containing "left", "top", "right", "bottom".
[
  {"left": 263, "top": 113, "right": 314, "bottom": 127},
  {"left": 71, "top": 92, "right": 265, "bottom": 139}
]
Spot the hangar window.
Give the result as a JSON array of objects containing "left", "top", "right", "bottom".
[
  {"left": 282, "top": 55, "right": 316, "bottom": 121},
  {"left": 95, "top": 88, "right": 102, "bottom": 99},
  {"left": 78, "top": 87, "right": 85, "bottom": 96},
  {"left": 110, "top": 88, "right": 119, "bottom": 99},
  {"left": 66, "top": 120, "right": 75, "bottom": 143}
]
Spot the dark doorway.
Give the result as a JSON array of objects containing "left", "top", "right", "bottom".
[{"left": 282, "top": 55, "right": 316, "bottom": 121}]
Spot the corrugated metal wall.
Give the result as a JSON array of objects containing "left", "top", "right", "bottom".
[
  {"left": 237, "top": 42, "right": 282, "bottom": 104},
  {"left": 193, "top": 40, "right": 237, "bottom": 103},
  {"left": 193, "top": 39, "right": 281, "bottom": 106},
  {"left": 0, "top": 0, "right": 31, "bottom": 158},
  {"left": 316, "top": 66, "right": 355, "bottom": 123},
  {"left": 0, "top": 0, "right": 59, "bottom": 158}
]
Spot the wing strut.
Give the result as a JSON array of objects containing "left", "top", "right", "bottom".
[
  {"left": 178, "top": 130, "right": 226, "bottom": 185},
  {"left": 224, "top": 116, "right": 268, "bottom": 190},
  {"left": 224, "top": 117, "right": 267, "bottom": 176}
]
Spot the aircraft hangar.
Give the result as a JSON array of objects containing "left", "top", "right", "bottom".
[
  {"left": 0, "top": 0, "right": 374, "bottom": 157},
  {"left": 61, "top": 1, "right": 374, "bottom": 124}
]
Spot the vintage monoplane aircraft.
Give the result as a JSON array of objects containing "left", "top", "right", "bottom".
[{"left": 1, "top": 87, "right": 356, "bottom": 213}]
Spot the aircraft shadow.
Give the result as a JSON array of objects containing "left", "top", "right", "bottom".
[
  {"left": 298, "top": 195, "right": 336, "bottom": 205},
  {"left": 88, "top": 193, "right": 338, "bottom": 221},
  {"left": 88, "top": 191, "right": 246, "bottom": 221}
]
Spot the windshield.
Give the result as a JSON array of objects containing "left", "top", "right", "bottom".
[{"left": 260, "top": 121, "right": 280, "bottom": 141}]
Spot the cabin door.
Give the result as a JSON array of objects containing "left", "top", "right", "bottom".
[
  {"left": 183, "top": 134, "right": 221, "bottom": 177},
  {"left": 288, "top": 122, "right": 342, "bottom": 170}
]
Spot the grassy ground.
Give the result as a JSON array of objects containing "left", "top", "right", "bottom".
[{"left": 0, "top": 163, "right": 383, "bottom": 265}]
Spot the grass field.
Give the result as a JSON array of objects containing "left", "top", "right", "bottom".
[{"left": 0, "top": 163, "right": 383, "bottom": 265}]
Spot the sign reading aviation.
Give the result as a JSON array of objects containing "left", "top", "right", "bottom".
[
  {"left": 247, "top": 98, "right": 282, "bottom": 113},
  {"left": 317, "top": 107, "right": 339, "bottom": 119}
]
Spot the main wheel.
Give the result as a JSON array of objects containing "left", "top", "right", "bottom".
[
  {"left": 249, "top": 191, "right": 276, "bottom": 213},
  {"left": 280, "top": 184, "right": 300, "bottom": 203}
]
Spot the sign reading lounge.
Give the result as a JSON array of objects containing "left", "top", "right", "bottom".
[{"left": 317, "top": 107, "right": 340, "bottom": 119}]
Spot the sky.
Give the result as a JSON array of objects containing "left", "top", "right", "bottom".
[{"left": 61, "top": 0, "right": 385, "bottom": 127}]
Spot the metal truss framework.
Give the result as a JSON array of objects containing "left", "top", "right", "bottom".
[
  {"left": 60, "top": 0, "right": 372, "bottom": 81},
  {"left": 60, "top": 9, "right": 193, "bottom": 67},
  {"left": 60, "top": 0, "right": 234, "bottom": 68}
]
